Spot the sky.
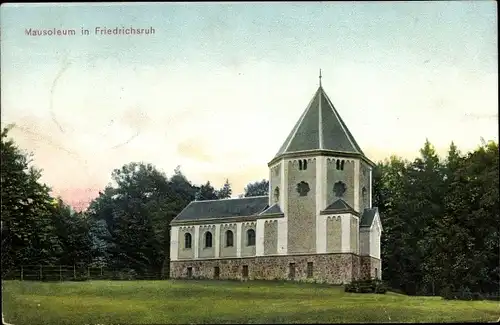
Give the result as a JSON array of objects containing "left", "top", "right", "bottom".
[{"left": 1, "top": 2, "right": 498, "bottom": 211}]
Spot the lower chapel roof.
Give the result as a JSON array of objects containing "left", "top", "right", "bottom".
[
  {"left": 170, "top": 196, "right": 378, "bottom": 228},
  {"left": 171, "top": 196, "right": 283, "bottom": 224}
]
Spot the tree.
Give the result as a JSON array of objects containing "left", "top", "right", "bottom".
[
  {"left": 405, "top": 139, "right": 445, "bottom": 295},
  {"left": 1, "top": 126, "right": 61, "bottom": 277},
  {"left": 431, "top": 141, "right": 499, "bottom": 295},
  {"left": 374, "top": 139, "right": 500, "bottom": 297},
  {"left": 52, "top": 198, "right": 93, "bottom": 266},
  {"left": 244, "top": 179, "right": 269, "bottom": 197},
  {"left": 85, "top": 164, "right": 198, "bottom": 277},
  {"left": 374, "top": 155, "right": 411, "bottom": 293},
  {"left": 216, "top": 179, "right": 232, "bottom": 199},
  {"left": 196, "top": 181, "right": 218, "bottom": 201}
]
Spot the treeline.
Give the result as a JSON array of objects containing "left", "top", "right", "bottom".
[
  {"left": 1, "top": 126, "right": 498, "bottom": 297},
  {"left": 1, "top": 126, "right": 268, "bottom": 278},
  {"left": 374, "top": 140, "right": 499, "bottom": 297}
]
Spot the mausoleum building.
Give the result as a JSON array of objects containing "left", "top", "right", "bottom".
[{"left": 169, "top": 75, "right": 382, "bottom": 283}]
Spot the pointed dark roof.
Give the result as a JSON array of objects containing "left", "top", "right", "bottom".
[
  {"left": 360, "top": 207, "right": 379, "bottom": 228},
  {"left": 275, "top": 86, "right": 364, "bottom": 157},
  {"left": 320, "top": 199, "right": 358, "bottom": 216}
]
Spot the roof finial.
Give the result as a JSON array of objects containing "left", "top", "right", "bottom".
[{"left": 319, "top": 68, "right": 322, "bottom": 87}]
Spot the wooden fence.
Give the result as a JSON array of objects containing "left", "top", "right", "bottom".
[{"left": 3, "top": 265, "right": 163, "bottom": 281}]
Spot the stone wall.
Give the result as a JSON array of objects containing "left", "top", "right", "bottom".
[
  {"left": 326, "top": 216, "right": 342, "bottom": 253},
  {"left": 263, "top": 220, "right": 278, "bottom": 255},
  {"left": 270, "top": 163, "right": 281, "bottom": 205},
  {"left": 287, "top": 159, "right": 317, "bottom": 254},
  {"left": 170, "top": 253, "right": 366, "bottom": 284},
  {"left": 198, "top": 225, "right": 216, "bottom": 258},
  {"left": 359, "top": 161, "right": 371, "bottom": 211},
  {"left": 350, "top": 216, "right": 359, "bottom": 255},
  {"left": 351, "top": 253, "right": 361, "bottom": 280},
  {"left": 241, "top": 222, "right": 256, "bottom": 257},
  {"left": 220, "top": 223, "right": 237, "bottom": 258},
  {"left": 178, "top": 226, "right": 195, "bottom": 259},
  {"left": 326, "top": 158, "right": 355, "bottom": 208},
  {"left": 360, "top": 255, "right": 382, "bottom": 280}
]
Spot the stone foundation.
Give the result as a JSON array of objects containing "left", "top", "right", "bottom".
[
  {"left": 170, "top": 253, "right": 381, "bottom": 284},
  {"left": 360, "top": 255, "right": 382, "bottom": 280}
]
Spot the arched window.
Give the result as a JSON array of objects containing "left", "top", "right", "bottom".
[
  {"left": 225, "top": 230, "right": 234, "bottom": 247},
  {"left": 298, "top": 160, "right": 303, "bottom": 170},
  {"left": 205, "top": 231, "right": 213, "bottom": 248},
  {"left": 303, "top": 159, "right": 308, "bottom": 170},
  {"left": 247, "top": 229, "right": 256, "bottom": 246},
  {"left": 336, "top": 160, "right": 340, "bottom": 170},
  {"left": 341, "top": 160, "right": 345, "bottom": 171},
  {"left": 184, "top": 233, "right": 192, "bottom": 249}
]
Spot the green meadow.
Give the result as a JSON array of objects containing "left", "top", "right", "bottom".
[{"left": 2, "top": 280, "right": 499, "bottom": 324}]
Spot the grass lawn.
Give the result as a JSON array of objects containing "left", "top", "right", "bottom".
[{"left": 2, "top": 280, "right": 499, "bottom": 324}]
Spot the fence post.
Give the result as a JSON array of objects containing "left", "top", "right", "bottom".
[
  {"left": 73, "top": 264, "right": 76, "bottom": 279},
  {"left": 59, "top": 265, "right": 62, "bottom": 282},
  {"left": 39, "top": 265, "right": 42, "bottom": 281},
  {"left": 21, "top": 266, "right": 23, "bottom": 281}
]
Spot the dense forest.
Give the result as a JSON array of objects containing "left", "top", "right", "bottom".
[{"left": 1, "top": 125, "right": 498, "bottom": 297}]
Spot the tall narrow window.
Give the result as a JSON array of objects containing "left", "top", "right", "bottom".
[
  {"left": 336, "top": 160, "right": 340, "bottom": 170},
  {"left": 362, "top": 187, "right": 367, "bottom": 205},
  {"left": 274, "top": 187, "right": 280, "bottom": 203},
  {"left": 214, "top": 266, "right": 220, "bottom": 279},
  {"left": 375, "top": 268, "right": 378, "bottom": 279},
  {"left": 187, "top": 267, "right": 193, "bottom": 278},
  {"left": 303, "top": 159, "right": 308, "bottom": 170},
  {"left": 242, "top": 265, "right": 249, "bottom": 278},
  {"left": 299, "top": 160, "right": 303, "bottom": 170},
  {"left": 205, "top": 231, "right": 213, "bottom": 248},
  {"left": 341, "top": 160, "right": 345, "bottom": 170},
  {"left": 246, "top": 229, "right": 256, "bottom": 246},
  {"left": 225, "top": 230, "right": 234, "bottom": 247},
  {"left": 289, "top": 263, "right": 296, "bottom": 280},
  {"left": 307, "top": 262, "right": 314, "bottom": 278},
  {"left": 184, "top": 233, "right": 192, "bottom": 249}
]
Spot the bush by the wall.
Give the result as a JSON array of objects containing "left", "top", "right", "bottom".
[{"left": 345, "top": 279, "right": 387, "bottom": 294}]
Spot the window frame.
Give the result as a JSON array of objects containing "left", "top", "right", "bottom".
[
  {"left": 225, "top": 230, "right": 234, "bottom": 247},
  {"left": 246, "top": 229, "right": 256, "bottom": 246},
  {"left": 204, "top": 231, "right": 213, "bottom": 248},
  {"left": 184, "top": 233, "right": 192, "bottom": 249}
]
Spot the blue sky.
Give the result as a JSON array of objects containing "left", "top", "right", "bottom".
[{"left": 1, "top": 2, "right": 498, "bottom": 209}]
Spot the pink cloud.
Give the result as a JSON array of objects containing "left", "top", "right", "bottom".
[{"left": 51, "top": 187, "right": 101, "bottom": 212}]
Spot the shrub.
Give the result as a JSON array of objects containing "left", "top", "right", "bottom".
[
  {"left": 344, "top": 278, "right": 387, "bottom": 294},
  {"left": 111, "top": 268, "right": 138, "bottom": 280},
  {"left": 440, "top": 285, "right": 500, "bottom": 301}
]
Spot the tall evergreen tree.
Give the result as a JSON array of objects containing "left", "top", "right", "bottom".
[
  {"left": 216, "top": 179, "right": 232, "bottom": 199},
  {"left": 196, "top": 181, "right": 218, "bottom": 201}
]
